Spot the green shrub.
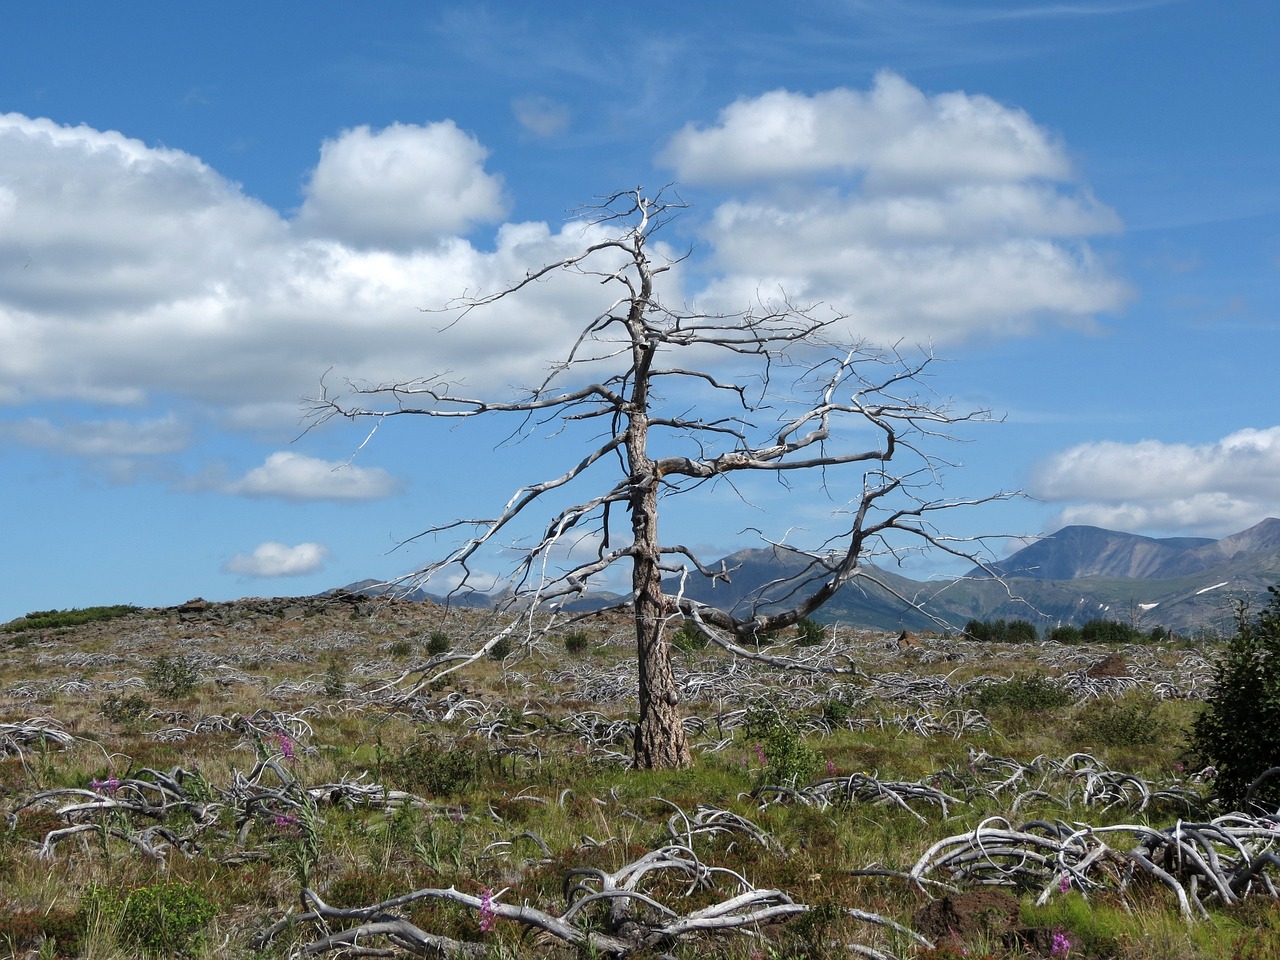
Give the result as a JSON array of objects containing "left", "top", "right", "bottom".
[
  {"left": 426, "top": 630, "right": 452, "bottom": 655},
  {"left": 742, "top": 702, "right": 820, "bottom": 785},
  {"left": 147, "top": 654, "right": 198, "bottom": 698},
  {"left": 322, "top": 654, "right": 348, "bottom": 697},
  {"left": 102, "top": 693, "right": 152, "bottom": 724},
  {"left": 794, "top": 617, "right": 827, "bottom": 647},
  {"left": 1189, "top": 586, "right": 1280, "bottom": 810},
  {"left": 0, "top": 908, "right": 83, "bottom": 956},
  {"left": 671, "top": 622, "right": 707, "bottom": 652},
  {"left": 966, "top": 672, "right": 1072, "bottom": 712},
  {"left": 821, "top": 685, "right": 864, "bottom": 727},
  {"left": 1046, "top": 624, "right": 1082, "bottom": 644},
  {"left": 1073, "top": 690, "right": 1166, "bottom": 747},
  {"left": 4, "top": 604, "right": 139, "bottom": 633},
  {"left": 563, "top": 630, "right": 590, "bottom": 654},
  {"left": 1005, "top": 619, "right": 1038, "bottom": 643},
  {"left": 389, "top": 638, "right": 415, "bottom": 658},
  {"left": 1079, "top": 619, "right": 1143, "bottom": 644},
  {"left": 963, "top": 618, "right": 1038, "bottom": 643},
  {"left": 386, "top": 737, "right": 479, "bottom": 796},
  {"left": 82, "top": 881, "right": 216, "bottom": 956},
  {"left": 488, "top": 635, "right": 513, "bottom": 660}
]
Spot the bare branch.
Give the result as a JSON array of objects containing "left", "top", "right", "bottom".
[{"left": 309, "top": 189, "right": 1013, "bottom": 769}]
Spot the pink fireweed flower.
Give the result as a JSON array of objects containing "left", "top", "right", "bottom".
[
  {"left": 826, "top": 759, "right": 837, "bottom": 775},
  {"left": 753, "top": 743, "right": 767, "bottom": 766},
  {"left": 479, "top": 888, "right": 497, "bottom": 932},
  {"left": 1058, "top": 874, "right": 1071, "bottom": 893},
  {"left": 90, "top": 776, "right": 121, "bottom": 797},
  {"left": 273, "top": 732, "right": 297, "bottom": 762},
  {"left": 1050, "top": 931, "right": 1072, "bottom": 956},
  {"left": 273, "top": 813, "right": 300, "bottom": 833}
]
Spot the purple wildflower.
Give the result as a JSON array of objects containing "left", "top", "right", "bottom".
[
  {"left": 753, "top": 743, "right": 767, "bottom": 766},
  {"left": 273, "top": 732, "right": 297, "bottom": 762},
  {"left": 826, "top": 759, "right": 837, "bottom": 775},
  {"left": 273, "top": 813, "right": 300, "bottom": 833},
  {"left": 479, "top": 887, "right": 497, "bottom": 932},
  {"left": 1058, "top": 874, "right": 1071, "bottom": 893},
  {"left": 1050, "top": 931, "right": 1072, "bottom": 956},
  {"left": 90, "top": 775, "right": 121, "bottom": 797}
]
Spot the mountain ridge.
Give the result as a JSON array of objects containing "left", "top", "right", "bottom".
[{"left": 334, "top": 518, "right": 1280, "bottom": 635}]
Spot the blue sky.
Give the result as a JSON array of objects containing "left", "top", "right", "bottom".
[{"left": 2, "top": 1, "right": 1278, "bottom": 620}]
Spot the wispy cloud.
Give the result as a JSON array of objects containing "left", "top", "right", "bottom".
[
  {"left": 1, "top": 415, "right": 189, "bottom": 457},
  {"left": 512, "top": 95, "right": 571, "bottom": 139}
]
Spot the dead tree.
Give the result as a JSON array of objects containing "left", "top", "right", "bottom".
[{"left": 308, "top": 188, "right": 1006, "bottom": 769}]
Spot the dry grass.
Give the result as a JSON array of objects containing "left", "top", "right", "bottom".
[{"left": 0, "top": 595, "right": 1264, "bottom": 959}]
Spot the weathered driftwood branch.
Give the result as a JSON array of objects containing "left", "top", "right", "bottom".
[{"left": 911, "top": 814, "right": 1280, "bottom": 919}]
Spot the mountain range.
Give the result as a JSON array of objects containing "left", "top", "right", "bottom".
[{"left": 340, "top": 518, "right": 1280, "bottom": 635}]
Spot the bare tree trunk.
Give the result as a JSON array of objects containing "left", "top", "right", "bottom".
[
  {"left": 630, "top": 471, "right": 692, "bottom": 769},
  {"left": 628, "top": 332, "right": 692, "bottom": 769}
]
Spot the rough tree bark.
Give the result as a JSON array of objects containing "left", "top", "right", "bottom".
[
  {"left": 307, "top": 188, "right": 1007, "bottom": 770},
  {"left": 621, "top": 216, "right": 692, "bottom": 767}
]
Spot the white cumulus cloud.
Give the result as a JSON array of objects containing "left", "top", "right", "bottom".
[
  {"left": 225, "top": 541, "right": 330, "bottom": 577},
  {"left": 0, "top": 92, "right": 1128, "bottom": 459},
  {"left": 661, "top": 72, "right": 1070, "bottom": 188},
  {"left": 1031, "top": 427, "right": 1280, "bottom": 535},
  {"left": 295, "top": 121, "right": 508, "bottom": 249},
  {"left": 0, "top": 112, "right": 626, "bottom": 422},
  {"left": 226, "top": 451, "right": 400, "bottom": 501},
  {"left": 659, "top": 72, "right": 1128, "bottom": 344}
]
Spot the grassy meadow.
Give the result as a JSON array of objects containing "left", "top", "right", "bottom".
[{"left": 1, "top": 595, "right": 1278, "bottom": 959}]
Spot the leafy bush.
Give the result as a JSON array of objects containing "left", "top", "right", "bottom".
[
  {"left": 1189, "top": 586, "right": 1280, "bottom": 810},
  {"left": 82, "top": 881, "right": 216, "bottom": 956},
  {"left": 324, "top": 655, "right": 348, "bottom": 697},
  {"left": 386, "top": 737, "right": 480, "bottom": 796},
  {"left": 563, "top": 630, "right": 590, "bottom": 654},
  {"left": 819, "top": 683, "right": 864, "bottom": 728},
  {"left": 0, "top": 908, "right": 82, "bottom": 956},
  {"left": 147, "top": 654, "right": 198, "bottom": 698},
  {"left": 671, "top": 622, "right": 707, "bottom": 652},
  {"left": 963, "top": 618, "right": 1037, "bottom": 643},
  {"left": 426, "top": 630, "right": 452, "bottom": 655},
  {"left": 389, "top": 637, "right": 415, "bottom": 658},
  {"left": 1079, "top": 619, "right": 1143, "bottom": 644},
  {"left": 3, "top": 604, "right": 139, "bottom": 633},
  {"left": 966, "top": 673, "right": 1071, "bottom": 712},
  {"left": 794, "top": 617, "right": 827, "bottom": 647},
  {"left": 102, "top": 693, "right": 152, "bottom": 724},
  {"left": 1046, "top": 624, "right": 1082, "bottom": 644},
  {"left": 1073, "top": 691, "right": 1167, "bottom": 747},
  {"left": 742, "top": 702, "right": 821, "bottom": 785},
  {"left": 488, "top": 635, "right": 513, "bottom": 660},
  {"left": 744, "top": 626, "right": 780, "bottom": 647}
]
